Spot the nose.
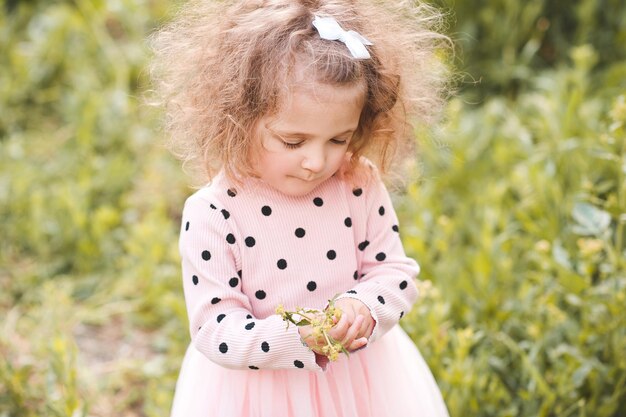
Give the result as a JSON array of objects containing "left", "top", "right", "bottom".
[{"left": 301, "top": 146, "right": 325, "bottom": 174}]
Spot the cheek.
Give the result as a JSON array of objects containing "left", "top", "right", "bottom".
[
  {"left": 249, "top": 131, "right": 267, "bottom": 171},
  {"left": 264, "top": 149, "right": 300, "bottom": 174},
  {"left": 330, "top": 148, "right": 349, "bottom": 166}
]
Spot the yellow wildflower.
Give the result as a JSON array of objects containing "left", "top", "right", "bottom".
[
  {"left": 275, "top": 304, "right": 285, "bottom": 317},
  {"left": 275, "top": 295, "right": 349, "bottom": 361}
]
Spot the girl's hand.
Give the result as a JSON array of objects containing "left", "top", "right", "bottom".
[
  {"left": 297, "top": 320, "right": 333, "bottom": 368},
  {"left": 328, "top": 298, "right": 375, "bottom": 352},
  {"left": 297, "top": 313, "right": 329, "bottom": 353},
  {"left": 295, "top": 298, "right": 375, "bottom": 359}
]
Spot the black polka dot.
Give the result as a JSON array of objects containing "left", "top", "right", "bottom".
[
  {"left": 192, "top": 275, "right": 199, "bottom": 285},
  {"left": 229, "top": 277, "right": 239, "bottom": 287},
  {"left": 237, "top": 270, "right": 242, "bottom": 278},
  {"left": 245, "top": 236, "right": 256, "bottom": 247},
  {"left": 378, "top": 206, "right": 385, "bottom": 216},
  {"left": 226, "top": 233, "right": 236, "bottom": 244},
  {"left": 219, "top": 342, "right": 228, "bottom": 353},
  {"left": 353, "top": 270, "right": 358, "bottom": 280},
  {"left": 377, "top": 295, "right": 385, "bottom": 304},
  {"left": 344, "top": 217, "right": 352, "bottom": 227},
  {"left": 246, "top": 314, "right": 253, "bottom": 319},
  {"left": 399, "top": 280, "right": 408, "bottom": 290},
  {"left": 198, "top": 326, "right": 202, "bottom": 331},
  {"left": 347, "top": 290, "right": 357, "bottom": 294},
  {"left": 326, "top": 250, "right": 337, "bottom": 260},
  {"left": 217, "top": 314, "right": 226, "bottom": 323},
  {"left": 255, "top": 290, "right": 266, "bottom": 300},
  {"left": 294, "top": 360, "right": 304, "bottom": 368},
  {"left": 295, "top": 228, "right": 306, "bottom": 238},
  {"left": 227, "top": 188, "right": 237, "bottom": 197},
  {"left": 210, "top": 204, "right": 217, "bottom": 210},
  {"left": 221, "top": 209, "right": 230, "bottom": 219},
  {"left": 400, "top": 311, "right": 404, "bottom": 319},
  {"left": 376, "top": 252, "right": 387, "bottom": 261},
  {"left": 185, "top": 221, "right": 190, "bottom": 231},
  {"left": 261, "top": 205, "right": 272, "bottom": 216},
  {"left": 261, "top": 341, "right": 270, "bottom": 352},
  {"left": 277, "top": 259, "right": 287, "bottom": 270},
  {"left": 211, "top": 297, "right": 221, "bottom": 304},
  {"left": 245, "top": 322, "right": 256, "bottom": 330},
  {"left": 202, "top": 250, "right": 211, "bottom": 260},
  {"left": 358, "top": 241, "right": 369, "bottom": 251},
  {"left": 353, "top": 188, "right": 363, "bottom": 196},
  {"left": 249, "top": 366, "right": 259, "bottom": 370},
  {"left": 392, "top": 224, "right": 399, "bottom": 233},
  {"left": 307, "top": 281, "right": 317, "bottom": 291},
  {"left": 313, "top": 197, "right": 324, "bottom": 207}
]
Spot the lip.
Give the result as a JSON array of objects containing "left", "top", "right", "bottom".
[{"left": 290, "top": 175, "right": 319, "bottom": 182}]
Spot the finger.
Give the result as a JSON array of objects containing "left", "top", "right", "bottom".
[
  {"left": 355, "top": 314, "right": 369, "bottom": 339},
  {"left": 298, "top": 326, "right": 317, "bottom": 349},
  {"left": 341, "top": 315, "right": 364, "bottom": 346},
  {"left": 347, "top": 337, "right": 368, "bottom": 352},
  {"left": 328, "top": 311, "right": 351, "bottom": 340}
]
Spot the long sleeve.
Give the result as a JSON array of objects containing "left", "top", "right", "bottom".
[
  {"left": 336, "top": 175, "right": 420, "bottom": 343},
  {"left": 179, "top": 193, "right": 322, "bottom": 371}
]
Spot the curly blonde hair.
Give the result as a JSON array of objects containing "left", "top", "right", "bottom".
[{"left": 149, "top": 0, "right": 450, "bottom": 185}]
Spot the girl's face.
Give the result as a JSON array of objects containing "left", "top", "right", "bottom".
[{"left": 253, "top": 81, "right": 365, "bottom": 197}]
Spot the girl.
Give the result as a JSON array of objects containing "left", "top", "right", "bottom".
[{"left": 151, "top": 0, "right": 450, "bottom": 415}]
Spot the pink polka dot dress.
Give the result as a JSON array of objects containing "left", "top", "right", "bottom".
[{"left": 170, "top": 165, "right": 449, "bottom": 417}]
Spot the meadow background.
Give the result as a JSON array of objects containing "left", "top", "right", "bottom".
[{"left": 1, "top": 0, "right": 625, "bottom": 416}]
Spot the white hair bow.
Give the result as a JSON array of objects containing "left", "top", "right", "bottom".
[{"left": 312, "top": 15, "right": 373, "bottom": 59}]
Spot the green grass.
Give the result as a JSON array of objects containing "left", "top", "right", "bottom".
[
  {"left": 398, "top": 57, "right": 626, "bottom": 416},
  {"left": 1, "top": 1, "right": 625, "bottom": 416}
]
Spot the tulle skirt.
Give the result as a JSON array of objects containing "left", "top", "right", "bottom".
[{"left": 170, "top": 325, "right": 449, "bottom": 417}]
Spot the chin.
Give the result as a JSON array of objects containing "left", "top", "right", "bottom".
[{"left": 264, "top": 174, "right": 329, "bottom": 197}]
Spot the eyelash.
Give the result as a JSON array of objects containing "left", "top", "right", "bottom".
[
  {"left": 282, "top": 141, "right": 302, "bottom": 149},
  {"left": 280, "top": 139, "right": 348, "bottom": 149}
]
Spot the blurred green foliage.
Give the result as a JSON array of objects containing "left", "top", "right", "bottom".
[
  {"left": 435, "top": 0, "right": 626, "bottom": 98},
  {"left": 1, "top": 0, "right": 625, "bottom": 416},
  {"left": 400, "top": 53, "right": 626, "bottom": 416}
]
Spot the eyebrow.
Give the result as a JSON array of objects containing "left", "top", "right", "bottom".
[{"left": 268, "top": 126, "right": 356, "bottom": 138}]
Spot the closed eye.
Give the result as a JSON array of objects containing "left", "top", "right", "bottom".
[
  {"left": 281, "top": 140, "right": 303, "bottom": 149},
  {"left": 331, "top": 138, "right": 348, "bottom": 145},
  {"left": 273, "top": 132, "right": 303, "bottom": 149}
]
